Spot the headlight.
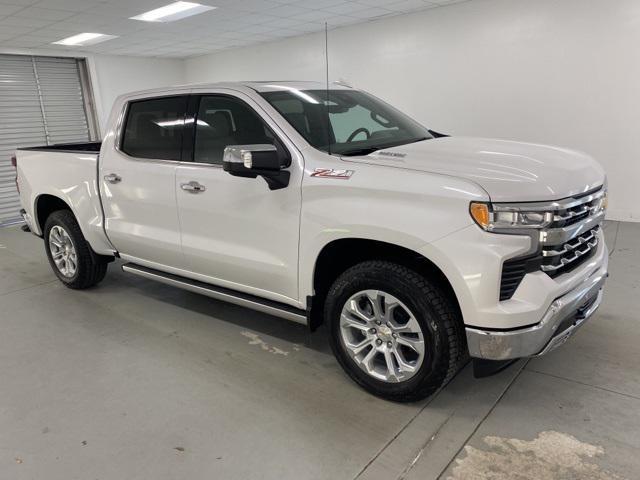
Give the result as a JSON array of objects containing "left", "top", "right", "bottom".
[
  {"left": 592, "top": 190, "right": 608, "bottom": 213},
  {"left": 469, "top": 202, "right": 554, "bottom": 231},
  {"left": 470, "top": 187, "right": 607, "bottom": 232}
]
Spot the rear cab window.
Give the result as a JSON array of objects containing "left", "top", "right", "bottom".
[{"left": 120, "top": 96, "right": 188, "bottom": 160}]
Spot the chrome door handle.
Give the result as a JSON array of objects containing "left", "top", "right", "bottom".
[
  {"left": 180, "top": 181, "right": 206, "bottom": 193},
  {"left": 104, "top": 173, "right": 121, "bottom": 184}
]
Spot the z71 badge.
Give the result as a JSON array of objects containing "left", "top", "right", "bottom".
[{"left": 310, "top": 168, "right": 354, "bottom": 179}]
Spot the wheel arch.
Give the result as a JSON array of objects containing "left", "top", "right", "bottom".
[
  {"left": 309, "top": 238, "right": 463, "bottom": 331},
  {"left": 31, "top": 189, "right": 115, "bottom": 256},
  {"left": 34, "top": 194, "right": 73, "bottom": 234}
]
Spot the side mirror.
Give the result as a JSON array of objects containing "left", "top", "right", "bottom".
[{"left": 223, "top": 144, "right": 290, "bottom": 190}]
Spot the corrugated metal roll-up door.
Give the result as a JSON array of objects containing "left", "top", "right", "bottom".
[
  {"left": 0, "top": 54, "right": 95, "bottom": 226},
  {"left": 0, "top": 54, "right": 46, "bottom": 226}
]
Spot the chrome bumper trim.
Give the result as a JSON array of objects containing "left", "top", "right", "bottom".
[{"left": 466, "top": 264, "right": 608, "bottom": 360}]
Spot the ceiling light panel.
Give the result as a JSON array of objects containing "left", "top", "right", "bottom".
[
  {"left": 52, "top": 32, "right": 118, "bottom": 46},
  {"left": 130, "top": 2, "right": 216, "bottom": 22}
]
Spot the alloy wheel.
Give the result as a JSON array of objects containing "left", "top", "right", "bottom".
[
  {"left": 48, "top": 225, "right": 78, "bottom": 278},
  {"left": 339, "top": 290, "right": 425, "bottom": 383}
]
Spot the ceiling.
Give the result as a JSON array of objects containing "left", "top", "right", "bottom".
[{"left": 0, "top": 0, "right": 467, "bottom": 58}]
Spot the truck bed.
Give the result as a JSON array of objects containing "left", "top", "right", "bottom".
[
  {"left": 15, "top": 141, "right": 114, "bottom": 255},
  {"left": 18, "top": 141, "right": 102, "bottom": 154}
]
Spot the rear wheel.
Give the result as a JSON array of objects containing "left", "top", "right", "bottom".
[
  {"left": 325, "top": 260, "right": 466, "bottom": 402},
  {"left": 44, "top": 210, "right": 108, "bottom": 289}
]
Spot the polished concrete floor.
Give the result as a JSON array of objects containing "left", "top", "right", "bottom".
[{"left": 0, "top": 221, "right": 638, "bottom": 479}]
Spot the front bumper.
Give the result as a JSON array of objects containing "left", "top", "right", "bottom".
[{"left": 465, "top": 260, "right": 608, "bottom": 360}]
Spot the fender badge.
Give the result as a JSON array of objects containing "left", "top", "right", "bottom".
[{"left": 311, "top": 168, "right": 354, "bottom": 179}]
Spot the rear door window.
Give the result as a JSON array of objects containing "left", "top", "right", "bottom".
[{"left": 121, "top": 96, "right": 188, "bottom": 160}]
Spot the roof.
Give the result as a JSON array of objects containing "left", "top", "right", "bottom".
[
  {"left": 117, "top": 80, "right": 355, "bottom": 102},
  {"left": 241, "top": 81, "right": 354, "bottom": 92}
]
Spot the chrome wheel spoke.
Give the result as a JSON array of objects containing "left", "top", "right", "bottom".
[
  {"left": 360, "top": 347, "right": 378, "bottom": 374},
  {"left": 340, "top": 312, "right": 370, "bottom": 333},
  {"left": 364, "top": 290, "right": 385, "bottom": 319},
  {"left": 50, "top": 227, "right": 62, "bottom": 243},
  {"left": 344, "top": 298, "right": 372, "bottom": 323},
  {"left": 393, "top": 349, "right": 418, "bottom": 373},
  {"left": 383, "top": 349, "right": 401, "bottom": 382},
  {"left": 346, "top": 338, "right": 373, "bottom": 356},
  {"left": 389, "top": 315, "right": 421, "bottom": 334},
  {"left": 381, "top": 300, "right": 399, "bottom": 323},
  {"left": 396, "top": 335, "right": 425, "bottom": 356}
]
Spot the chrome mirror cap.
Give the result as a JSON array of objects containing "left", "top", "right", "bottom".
[{"left": 223, "top": 144, "right": 277, "bottom": 169}]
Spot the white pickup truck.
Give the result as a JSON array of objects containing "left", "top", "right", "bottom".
[{"left": 14, "top": 81, "right": 608, "bottom": 401}]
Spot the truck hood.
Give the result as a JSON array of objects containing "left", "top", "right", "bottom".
[{"left": 347, "top": 137, "right": 605, "bottom": 202}]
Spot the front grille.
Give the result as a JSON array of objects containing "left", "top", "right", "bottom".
[
  {"left": 548, "top": 190, "right": 604, "bottom": 229},
  {"left": 541, "top": 226, "right": 599, "bottom": 278},
  {"left": 498, "top": 188, "right": 604, "bottom": 301}
]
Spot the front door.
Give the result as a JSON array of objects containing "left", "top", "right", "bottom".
[
  {"left": 175, "top": 92, "right": 302, "bottom": 304},
  {"left": 100, "top": 94, "right": 188, "bottom": 268}
]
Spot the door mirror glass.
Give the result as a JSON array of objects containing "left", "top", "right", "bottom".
[{"left": 223, "top": 144, "right": 290, "bottom": 190}]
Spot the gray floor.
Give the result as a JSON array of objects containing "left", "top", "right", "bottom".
[{"left": 0, "top": 221, "right": 638, "bottom": 480}]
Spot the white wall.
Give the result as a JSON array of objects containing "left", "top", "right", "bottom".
[
  {"left": 185, "top": 0, "right": 640, "bottom": 221},
  {"left": 87, "top": 55, "right": 185, "bottom": 133}
]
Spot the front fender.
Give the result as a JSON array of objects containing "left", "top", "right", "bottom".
[{"left": 298, "top": 160, "right": 488, "bottom": 300}]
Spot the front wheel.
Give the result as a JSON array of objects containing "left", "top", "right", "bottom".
[
  {"left": 325, "top": 261, "right": 466, "bottom": 402},
  {"left": 44, "top": 210, "right": 109, "bottom": 289}
]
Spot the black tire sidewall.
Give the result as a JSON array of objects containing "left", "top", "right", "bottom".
[{"left": 326, "top": 262, "right": 451, "bottom": 400}]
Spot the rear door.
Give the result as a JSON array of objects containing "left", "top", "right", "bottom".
[
  {"left": 174, "top": 90, "right": 303, "bottom": 303},
  {"left": 100, "top": 94, "right": 189, "bottom": 268}
]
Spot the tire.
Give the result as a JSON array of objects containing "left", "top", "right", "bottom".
[
  {"left": 325, "top": 260, "right": 466, "bottom": 402},
  {"left": 44, "top": 209, "right": 108, "bottom": 289}
]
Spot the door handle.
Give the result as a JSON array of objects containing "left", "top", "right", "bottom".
[
  {"left": 180, "top": 181, "right": 206, "bottom": 193},
  {"left": 104, "top": 173, "right": 122, "bottom": 184}
]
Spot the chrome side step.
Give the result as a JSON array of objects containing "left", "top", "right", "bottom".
[{"left": 122, "top": 263, "right": 308, "bottom": 325}]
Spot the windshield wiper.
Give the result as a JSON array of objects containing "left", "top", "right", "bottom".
[
  {"left": 339, "top": 137, "right": 430, "bottom": 157},
  {"left": 340, "top": 146, "right": 382, "bottom": 157}
]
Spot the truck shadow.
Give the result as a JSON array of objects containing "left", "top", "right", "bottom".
[{"left": 100, "top": 259, "right": 332, "bottom": 356}]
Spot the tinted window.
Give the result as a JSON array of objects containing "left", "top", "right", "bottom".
[
  {"left": 193, "top": 96, "right": 280, "bottom": 165},
  {"left": 121, "top": 96, "right": 188, "bottom": 160}
]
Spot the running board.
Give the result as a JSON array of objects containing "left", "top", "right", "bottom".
[{"left": 121, "top": 263, "right": 308, "bottom": 325}]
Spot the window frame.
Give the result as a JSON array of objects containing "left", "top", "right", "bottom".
[
  {"left": 116, "top": 94, "right": 190, "bottom": 163},
  {"left": 183, "top": 93, "right": 292, "bottom": 168}
]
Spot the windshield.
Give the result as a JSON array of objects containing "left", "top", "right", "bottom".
[{"left": 259, "top": 89, "right": 432, "bottom": 156}]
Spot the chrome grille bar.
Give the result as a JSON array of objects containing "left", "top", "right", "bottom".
[
  {"left": 492, "top": 188, "right": 605, "bottom": 213},
  {"left": 539, "top": 209, "right": 605, "bottom": 245},
  {"left": 541, "top": 235, "right": 599, "bottom": 272},
  {"left": 542, "top": 226, "right": 600, "bottom": 257},
  {"left": 552, "top": 205, "right": 590, "bottom": 222}
]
